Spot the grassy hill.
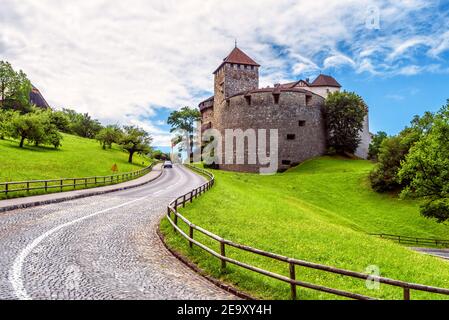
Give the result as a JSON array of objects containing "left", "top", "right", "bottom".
[
  {"left": 161, "top": 157, "right": 449, "bottom": 300},
  {"left": 0, "top": 133, "right": 151, "bottom": 182}
]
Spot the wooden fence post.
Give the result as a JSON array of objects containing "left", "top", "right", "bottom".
[
  {"left": 60, "top": 180, "right": 63, "bottom": 192},
  {"left": 189, "top": 225, "right": 194, "bottom": 248},
  {"left": 190, "top": 191, "right": 194, "bottom": 203},
  {"left": 174, "top": 213, "right": 178, "bottom": 233},
  {"left": 45, "top": 181, "right": 48, "bottom": 192},
  {"left": 220, "top": 240, "right": 226, "bottom": 272},
  {"left": 183, "top": 194, "right": 186, "bottom": 208},
  {"left": 5, "top": 183, "right": 8, "bottom": 196},
  {"left": 289, "top": 262, "right": 297, "bottom": 300},
  {"left": 403, "top": 287, "right": 410, "bottom": 300}
]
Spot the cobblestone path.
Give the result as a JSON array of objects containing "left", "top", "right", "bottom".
[{"left": 0, "top": 165, "right": 235, "bottom": 300}]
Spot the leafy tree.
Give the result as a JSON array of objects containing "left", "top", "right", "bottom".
[
  {"left": 0, "top": 61, "right": 32, "bottom": 112},
  {"left": 120, "top": 126, "right": 152, "bottom": 163},
  {"left": 0, "top": 109, "right": 15, "bottom": 139},
  {"left": 369, "top": 111, "right": 435, "bottom": 193},
  {"left": 398, "top": 102, "right": 449, "bottom": 222},
  {"left": 167, "top": 107, "right": 201, "bottom": 160},
  {"left": 49, "top": 110, "right": 70, "bottom": 131},
  {"left": 10, "top": 111, "right": 44, "bottom": 148},
  {"left": 96, "top": 125, "right": 123, "bottom": 149},
  {"left": 61, "top": 108, "right": 102, "bottom": 138},
  {"left": 74, "top": 113, "right": 103, "bottom": 138},
  {"left": 368, "top": 131, "right": 388, "bottom": 161},
  {"left": 10, "top": 109, "right": 62, "bottom": 148},
  {"left": 324, "top": 91, "right": 368, "bottom": 155}
]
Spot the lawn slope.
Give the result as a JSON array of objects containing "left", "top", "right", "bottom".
[
  {"left": 0, "top": 134, "right": 150, "bottom": 182},
  {"left": 161, "top": 157, "right": 449, "bottom": 300}
]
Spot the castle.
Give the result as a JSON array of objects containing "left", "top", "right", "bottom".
[{"left": 199, "top": 46, "right": 371, "bottom": 173}]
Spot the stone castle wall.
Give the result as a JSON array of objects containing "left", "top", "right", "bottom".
[{"left": 212, "top": 90, "right": 327, "bottom": 173}]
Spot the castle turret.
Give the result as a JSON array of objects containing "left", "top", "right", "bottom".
[{"left": 213, "top": 46, "right": 260, "bottom": 104}]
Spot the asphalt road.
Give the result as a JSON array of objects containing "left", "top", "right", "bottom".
[{"left": 0, "top": 165, "right": 235, "bottom": 300}]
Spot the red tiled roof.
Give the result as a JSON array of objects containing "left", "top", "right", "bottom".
[
  {"left": 311, "top": 74, "right": 341, "bottom": 88},
  {"left": 223, "top": 47, "right": 260, "bottom": 66},
  {"left": 214, "top": 47, "right": 260, "bottom": 74}
]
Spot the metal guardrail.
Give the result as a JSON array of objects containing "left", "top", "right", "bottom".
[
  {"left": 166, "top": 165, "right": 449, "bottom": 300},
  {"left": 0, "top": 162, "right": 156, "bottom": 197},
  {"left": 369, "top": 233, "right": 449, "bottom": 248}
]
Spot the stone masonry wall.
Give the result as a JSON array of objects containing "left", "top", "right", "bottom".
[{"left": 214, "top": 90, "right": 327, "bottom": 173}]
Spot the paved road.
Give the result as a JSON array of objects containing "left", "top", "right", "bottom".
[
  {"left": 0, "top": 165, "right": 235, "bottom": 300},
  {"left": 411, "top": 248, "right": 449, "bottom": 260}
]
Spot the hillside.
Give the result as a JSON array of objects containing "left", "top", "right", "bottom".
[
  {"left": 0, "top": 133, "right": 151, "bottom": 182},
  {"left": 161, "top": 157, "right": 449, "bottom": 300}
]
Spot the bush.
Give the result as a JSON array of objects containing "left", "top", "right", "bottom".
[
  {"left": 421, "top": 199, "right": 449, "bottom": 223},
  {"left": 368, "top": 131, "right": 388, "bottom": 161}
]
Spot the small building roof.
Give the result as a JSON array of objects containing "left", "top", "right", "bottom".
[
  {"left": 214, "top": 47, "right": 260, "bottom": 74},
  {"left": 311, "top": 74, "right": 341, "bottom": 88},
  {"left": 30, "top": 85, "right": 50, "bottom": 108}
]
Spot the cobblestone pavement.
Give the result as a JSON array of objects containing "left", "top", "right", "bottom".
[{"left": 0, "top": 165, "right": 236, "bottom": 300}]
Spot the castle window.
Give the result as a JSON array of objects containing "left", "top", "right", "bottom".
[
  {"left": 298, "top": 120, "right": 306, "bottom": 127},
  {"left": 226, "top": 99, "right": 230, "bottom": 107},
  {"left": 282, "top": 160, "right": 291, "bottom": 166},
  {"left": 273, "top": 94, "right": 280, "bottom": 104},
  {"left": 306, "top": 95, "right": 312, "bottom": 107},
  {"left": 287, "top": 134, "right": 296, "bottom": 140},
  {"left": 245, "top": 95, "right": 252, "bottom": 106}
]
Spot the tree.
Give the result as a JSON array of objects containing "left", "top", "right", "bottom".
[
  {"left": 61, "top": 109, "right": 102, "bottom": 138},
  {"left": 0, "top": 61, "right": 32, "bottom": 112},
  {"left": 0, "top": 109, "right": 15, "bottom": 139},
  {"left": 49, "top": 110, "right": 70, "bottom": 132},
  {"left": 398, "top": 102, "right": 449, "bottom": 222},
  {"left": 120, "top": 126, "right": 152, "bottom": 163},
  {"left": 96, "top": 125, "right": 123, "bottom": 149},
  {"left": 10, "top": 109, "right": 62, "bottom": 148},
  {"left": 167, "top": 107, "right": 201, "bottom": 160},
  {"left": 369, "top": 111, "right": 435, "bottom": 193},
  {"left": 324, "top": 91, "right": 368, "bottom": 155},
  {"left": 368, "top": 131, "right": 388, "bottom": 161},
  {"left": 10, "top": 111, "right": 44, "bottom": 148},
  {"left": 74, "top": 113, "right": 103, "bottom": 138}
]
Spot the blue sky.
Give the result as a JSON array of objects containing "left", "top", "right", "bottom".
[{"left": 1, "top": 0, "right": 449, "bottom": 150}]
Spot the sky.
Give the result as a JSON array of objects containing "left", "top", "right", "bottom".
[{"left": 1, "top": 0, "right": 449, "bottom": 150}]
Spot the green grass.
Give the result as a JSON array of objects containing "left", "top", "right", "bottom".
[
  {"left": 0, "top": 134, "right": 152, "bottom": 198},
  {"left": 161, "top": 157, "right": 449, "bottom": 300}
]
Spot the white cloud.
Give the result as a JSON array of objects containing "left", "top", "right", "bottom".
[
  {"left": 0, "top": 0, "right": 448, "bottom": 146},
  {"left": 323, "top": 54, "right": 356, "bottom": 69}
]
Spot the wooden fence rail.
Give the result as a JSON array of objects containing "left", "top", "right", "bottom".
[
  {"left": 369, "top": 233, "right": 449, "bottom": 248},
  {"left": 0, "top": 163, "right": 156, "bottom": 197},
  {"left": 166, "top": 164, "right": 449, "bottom": 300}
]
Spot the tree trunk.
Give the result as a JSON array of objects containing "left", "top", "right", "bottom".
[
  {"left": 19, "top": 136, "right": 25, "bottom": 148},
  {"left": 128, "top": 151, "right": 134, "bottom": 163}
]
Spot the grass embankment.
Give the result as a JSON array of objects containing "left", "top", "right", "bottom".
[
  {"left": 0, "top": 134, "right": 151, "bottom": 198},
  {"left": 161, "top": 157, "right": 449, "bottom": 300}
]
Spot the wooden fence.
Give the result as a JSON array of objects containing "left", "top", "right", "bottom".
[
  {"left": 369, "top": 233, "right": 449, "bottom": 248},
  {"left": 166, "top": 165, "right": 449, "bottom": 300},
  {"left": 0, "top": 163, "right": 155, "bottom": 197}
]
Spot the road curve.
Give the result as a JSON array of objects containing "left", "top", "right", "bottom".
[{"left": 0, "top": 165, "right": 235, "bottom": 300}]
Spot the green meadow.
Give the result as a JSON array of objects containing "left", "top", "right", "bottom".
[
  {"left": 0, "top": 134, "right": 151, "bottom": 198},
  {"left": 161, "top": 157, "right": 449, "bottom": 300}
]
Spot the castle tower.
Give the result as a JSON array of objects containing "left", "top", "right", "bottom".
[{"left": 213, "top": 46, "right": 260, "bottom": 105}]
